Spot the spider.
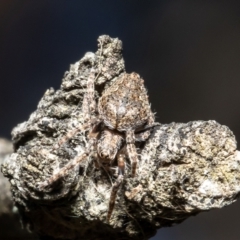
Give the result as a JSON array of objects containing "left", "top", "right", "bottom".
[{"left": 38, "top": 69, "right": 155, "bottom": 222}]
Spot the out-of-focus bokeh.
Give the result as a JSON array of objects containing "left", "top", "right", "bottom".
[{"left": 1, "top": 1, "right": 240, "bottom": 239}]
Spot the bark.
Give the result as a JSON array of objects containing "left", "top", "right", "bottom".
[
  {"left": 1, "top": 35, "right": 240, "bottom": 240},
  {"left": 0, "top": 138, "right": 36, "bottom": 239}
]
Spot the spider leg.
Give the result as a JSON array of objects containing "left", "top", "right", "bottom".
[
  {"left": 135, "top": 130, "right": 151, "bottom": 142},
  {"left": 147, "top": 110, "right": 155, "bottom": 127},
  {"left": 135, "top": 112, "right": 158, "bottom": 142},
  {"left": 53, "top": 68, "right": 97, "bottom": 150},
  {"left": 38, "top": 69, "right": 100, "bottom": 191},
  {"left": 107, "top": 153, "right": 125, "bottom": 222},
  {"left": 82, "top": 68, "right": 97, "bottom": 122},
  {"left": 53, "top": 122, "right": 91, "bottom": 150},
  {"left": 38, "top": 138, "right": 97, "bottom": 191},
  {"left": 38, "top": 152, "right": 89, "bottom": 191},
  {"left": 126, "top": 129, "right": 138, "bottom": 177}
]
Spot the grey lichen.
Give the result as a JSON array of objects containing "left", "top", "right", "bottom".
[{"left": 1, "top": 35, "right": 240, "bottom": 240}]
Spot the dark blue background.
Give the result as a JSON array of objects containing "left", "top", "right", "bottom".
[{"left": 1, "top": 1, "right": 240, "bottom": 239}]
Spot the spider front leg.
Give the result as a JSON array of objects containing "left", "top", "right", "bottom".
[
  {"left": 38, "top": 152, "right": 89, "bottom": 191},
  {"left": 38, "top": 137, "right": 98, "bottom": 191},
  {"left": 82, "top": 68, "right": 97, "bottom": 122},
  {"left": 53, "top": 68, "right": 97, "bottom": 150},
  {"left": 135, "top": 113, "right": 158, "bottom": 142},
  {"left": 38, "top": 69, "right": 98, "bottom": 190},
  {"left": 135, "top": 130, "right": 151, "bottom": 142},
  {"left": 126, "top": 129, "right": 138, "bottom": 177},
  {"left": 107, "top": 152, "right": 125, "bottom": 222}
]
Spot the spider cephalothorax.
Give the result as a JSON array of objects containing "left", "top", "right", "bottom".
[{"left": 38, "top": 70, "right": 155, "bottom": 221}]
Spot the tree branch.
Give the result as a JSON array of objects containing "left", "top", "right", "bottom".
[{"left": 2, "top": 35, "right": 240, "bottom": 240}]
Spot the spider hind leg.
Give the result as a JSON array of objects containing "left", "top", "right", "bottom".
[
  {"left": 107, "top": 152, "right": 125, "bottom": 222},
  {"left": 126, "top": 130, "right": 138, "bottom": 177}
]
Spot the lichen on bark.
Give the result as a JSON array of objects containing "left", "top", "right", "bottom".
[{"left": 2, "top": 35, "right": 240, "bottom": 240}]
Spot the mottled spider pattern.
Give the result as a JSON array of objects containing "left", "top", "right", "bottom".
[{"left": 38, "top": 69, "right": 155, "bottom": 221}]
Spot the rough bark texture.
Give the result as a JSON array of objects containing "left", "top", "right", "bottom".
[
  {"left": 1, "top": 35, "right": 240, "bottom": 240},
  {"left": 0, "top": 138, "right": 36, "bottom": 240}
]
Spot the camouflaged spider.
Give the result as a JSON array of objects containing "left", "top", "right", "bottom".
[{"left": 38, "top": 69, "right": 155, "bottom": 221}]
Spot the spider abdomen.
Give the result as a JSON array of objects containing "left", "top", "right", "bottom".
[{"left": 98, "top": 73, "right": 152, "bottom": 132}]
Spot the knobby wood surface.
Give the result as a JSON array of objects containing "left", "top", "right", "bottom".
[{"left": 1, "top": 36, "right": 240, "bottom": 240}]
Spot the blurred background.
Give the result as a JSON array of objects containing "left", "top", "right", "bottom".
[{"left": 1, "top": 0, "right": 240, "bottom": 239}]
